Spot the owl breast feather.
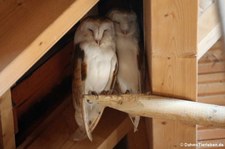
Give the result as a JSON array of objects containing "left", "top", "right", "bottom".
[{"left": 84, "top": 46, "right": 115, "bottom": 94}]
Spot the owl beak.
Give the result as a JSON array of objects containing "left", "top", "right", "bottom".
[
  {"left": 95, "top": 39, "right": 101, "bottom": 45},
  {"left": 122, "top": 30, "right": 128, "bottom": 35}
]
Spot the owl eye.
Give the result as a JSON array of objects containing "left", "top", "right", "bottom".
[
  {"left": 129, "top": 20, "right": 134, "bottom": 24},
  {"left": 88, "top": 28, "right": 93, "bottom": 32},
  {"left": 114, "top": 21, "right": 120, "bottom": 25}
]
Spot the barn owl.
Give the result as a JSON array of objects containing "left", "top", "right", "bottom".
[
  {"left": 108, "top": 10, "right": 141, "bottom": 131},
  {"left": 72, "top": 17, "right": 117, "bottom": 141}
]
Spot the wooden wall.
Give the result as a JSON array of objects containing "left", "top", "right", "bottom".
[{"left": 198, "top": 39, "right": 225, "bottom": 147}]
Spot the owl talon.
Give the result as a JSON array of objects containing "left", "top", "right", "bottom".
[
  {"left": 88, "top": 91, "right": 98, "bottom": 95},
  {"left": 101, "top": 90, "right": 112, "bottom": 95},
  {"left": 125, "top": 90, "right": 131, "bottom": 94}
]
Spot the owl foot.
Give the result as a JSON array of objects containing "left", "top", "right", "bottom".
[
  {"left": 125, "top": 90, "right": 131, "bottom": 94},
  {"left": 88, "top": 91, "right": 98, "bottom": 95},
  {"left": 101, "top": 90, "right": 112, "bottom": 95}
]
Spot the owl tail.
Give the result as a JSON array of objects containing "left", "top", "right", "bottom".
[
  {"left": 83, "top": 98, "right": 105, "bottom": 141},
  {"left": 129, "top": 115, "right": 140, "bottom": 132},
  {"left": 73, "top": 102, "right": 88, "bottom": 141}
]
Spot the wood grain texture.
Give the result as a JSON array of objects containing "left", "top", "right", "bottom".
[
  {"left": 0, "top": 0, "right": 99, "bottom": 96},
  {"left": 127, "top": 118, "right": 149, "bottom": 149},
  {"left": 198, "top": 94, "right": 225, "bottom": 105},
  {"left": 198, "top": 2, "right": 221, "bottom": 60},
  {"left": 198, "top": 72, "right": 225, "bottom": 84},
  {"left": 85, "top": 94, "right": 225, "bottom": 128},
  {"left": 198, "top": 82, "right": 225, "bottom": 96},
  {"left": 198, "top": 40, "right": 225, "bottom": 63},
  {"left": 198, "top": 128, "right": 225, "bottom": 140},
  {"left": 12, "top": 42, "right": 73, "bottom": 119},
  {"left": 149, "top": 0, "right": 198, "bottom": 148},
  {"left": 0, "top": 90, "right": 16, "bottom": 149},
  {"left": 198, "top": 61, "right": 225, "bottom": 74},
  {"left": 197, "top": 39, "right": 225, "bottom": 145},
  {"left": 18, "top": 96, "right": 133, "bottom": 149}
]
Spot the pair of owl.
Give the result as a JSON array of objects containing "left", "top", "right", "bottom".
[{"left": 72, "top": 9, "right": 141, "bottom": 141}]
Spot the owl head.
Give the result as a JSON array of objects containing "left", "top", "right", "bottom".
[
  {"left": 74, "top": 17, "right": 115, "bottom": 46},
  {"left": 107, "top": 9, "right": 139, "bottom": 37}
]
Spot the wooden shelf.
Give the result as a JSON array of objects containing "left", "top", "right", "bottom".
[
  {"left": 198, "top": 2, "right": 221, "bottom": 60},
  {"left": 18, "top": 95, "right": 133, "bottom": 149},
  {"left": 0, "top": 0, "right": 99, "bottom": 96}
]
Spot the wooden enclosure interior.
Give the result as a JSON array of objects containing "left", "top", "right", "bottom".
[{"left": 0, "top": 0, "right": 225, "bottom": 149}]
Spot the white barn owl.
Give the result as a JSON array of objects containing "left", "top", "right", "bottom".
[
  {"left": 108, "top": 9, "right": 141, "bottom": 131},
  {"left": 72, "top": 17, "right": 117, "bottom": 141}
]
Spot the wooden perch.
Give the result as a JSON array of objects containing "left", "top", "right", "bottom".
[{"left": 85, "top": 94, "right": 225, "bottom": 128}]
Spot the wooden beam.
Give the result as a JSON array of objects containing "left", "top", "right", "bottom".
[
  {"left": 85, "top": 94, "right": 225, "bottom": 128},
  {"left": 148, "top": 0, "right": 198, "bottom": 148},
  {"left": 0, "top": 0, "right": 99, "bottom": 97},
  {"left": 18, "top": 96, "right": 132, "bottom": 149},
  {"left": 198, "top": 2, "right": 221, "bottom": 60},
  {"left": 0, "top": 90, "right": 15, "bottom": 149}
]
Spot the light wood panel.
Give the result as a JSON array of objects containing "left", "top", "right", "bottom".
[
  {"left": 198, "top": 72, "right": 225, "bottom": 84},
  {"left": 149, "top": 0, "right": 198, "bottom": 148},
  {"left": 198, "top": 128, "right": 225, "bottom": 140},
  {"left": 198, "top": 61, "right": 225, "bottom": 74},
  {"left": 198, "top": 82, "right": 225, "bottom": 96},
  {"left": 0, "top": 90, "right": 15, "bottom": 149},
  {"left": 198, "top": 2, "right": 221, "bottom": 60},
  {"left": 197, "top": 39, "right": 225, "bottom": 146},
  {"left": 198, "top": 94, "right": 225, "bottom": 105},
  {"left": 0, "top": 0, "right": 99, "bottom": 96},
  {"left": 198, "top": 40, "right": 225, "bottom": 63},
  {"left": 18, "top": 96, "right": 133, "bottom": 149}
]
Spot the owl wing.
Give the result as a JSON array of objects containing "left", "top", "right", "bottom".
[{"left": 72, "top": 44, "right": 88, "bottom": 141}]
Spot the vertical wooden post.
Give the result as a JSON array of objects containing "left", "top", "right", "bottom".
[
  {"left": 0, "top": 90, "right": 16, "bottom": 149},
  {"left": 144, "top": 0, "right": 198, "bottom": 148}
]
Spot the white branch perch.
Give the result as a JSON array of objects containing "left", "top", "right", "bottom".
[{"left": 85, "top": 94, "right": 225, "bottom": 128}]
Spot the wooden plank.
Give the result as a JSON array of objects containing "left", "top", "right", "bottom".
[
  {"left": 198, "top": 72, "right": 225, "bottom": 84},
  {"left": 198, "top": 2, "right": 221, "bottom": 60},
  {"left": 127, "top": 118, "right": 149, "bottom": 149},
  {"left": 11, "top": 42, "right": 73, "bottom": 119},
  {"left": 198, "top": 61, "right": 225, "bottom": 74},
  {"left": 18, "top": 96, "right": 133, "bottom": 149},
  {"left": 0, "top": 90, "right": 16, "bottom": 149},
  {"left": 149, "top": 0, "right": 198, "bottom": 148},
  {"left": 199, "top": 40, "right": 225, "bottom": 63},
  {"left": 0, "top": 0, "right": 17, "bottom": 21},
  {"left": 0, "top": 0, "right": 99, "bottom": 97},
  {"left": 198, "top": 94, "right": 225, "bottom": 105},
  {"left": 198, "top": 128, "right": 225, "bottom": 141},
  {"left": 199, "top": 0, "right": 214, "bottom": 16},
  {"left": 198, "top": 82, "right": 225, "bottom": 96}
]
